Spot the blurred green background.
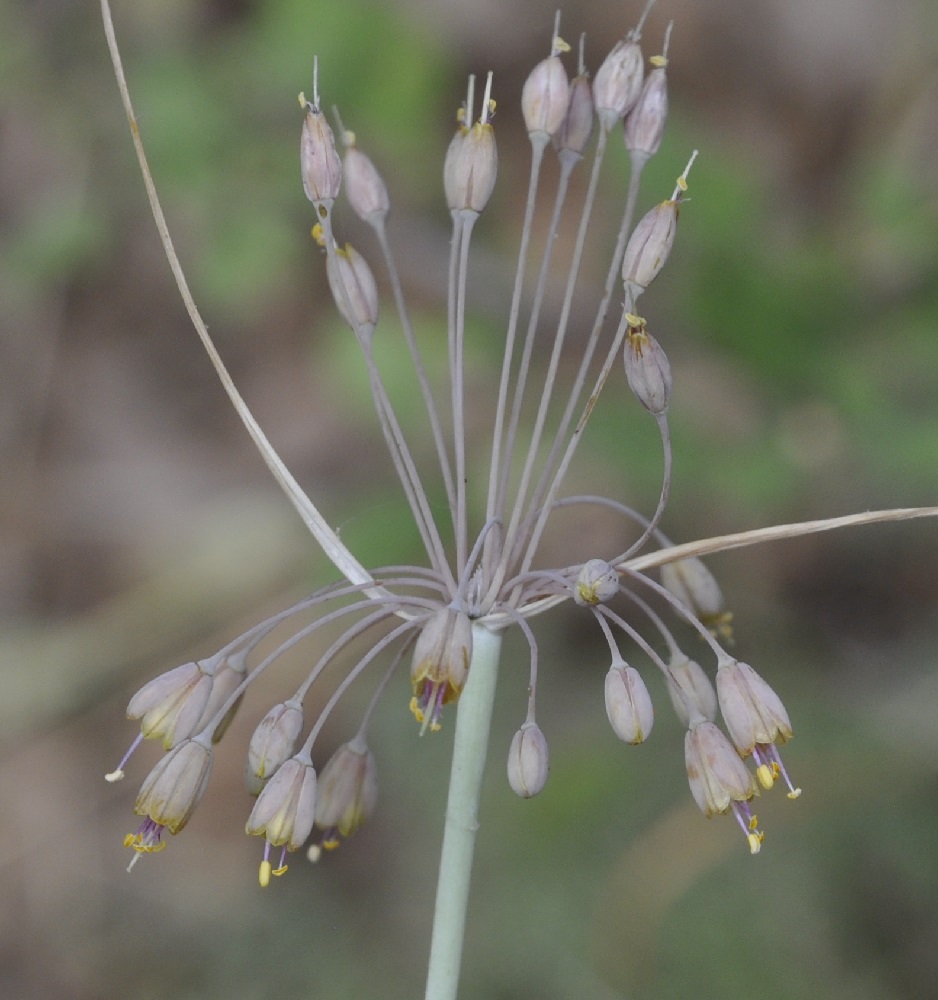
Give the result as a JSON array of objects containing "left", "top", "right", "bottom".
[{"left": 2, "top": 0, "right": 938, "bottom": 998}]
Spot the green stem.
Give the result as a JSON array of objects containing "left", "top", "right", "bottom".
[{"left": 424, "top": 622, "right": 503, "bottom": 1000}]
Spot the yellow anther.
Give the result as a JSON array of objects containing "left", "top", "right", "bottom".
[
  {"left": 123, "top": 833, "right": 136, "bottom": 848},
  {"left": 747, "top": 831, "right": 763, "bottom": 855},
  {"left": 650, "top": 54, "right": 668, "bottom": 68},
  {"left": 105, "top": 769, "right": 125, "bottom": 783},
  {"left": 259, "top": 859, "right": 272, "bottom": 887},
  {"left": 625, "top": 312, "right": 646, "bottom": 328},
  {"left": 676, "top": 175, "right": 688, "bottom": 193},
  {"left": 409, "top": 696, "right": 423, "bottom": 723},
  {"left": 756, "top": 763, "right": 775, "bottom": 790},
  {"left": 748, "top": 813, "right": 760, "bottom": 831},
  {"left": 311, "top": 223, "right": 325, "bottom": 246},
  {"left": 297, "top": 92, "right": 307, "bottom": 110},
  {"left": 553, "top": 35, "right": 572, "bottom": 54},
  {"left": 272, "top": 864, "right": 288, "bottom": 877},
  {"left": 787, "top": 787, "right": 803, "bottom": 800},
  {"left": 323, "top": 836, "right": 340, "bottom": 851}
]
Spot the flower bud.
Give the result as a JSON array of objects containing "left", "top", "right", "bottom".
[
  {"left": 716, "top": 660, "right": 793, "bottom": 755},
  {"left": 127, "top": 660, "right": 213, "bottom": 750},
  {"left": 342, "top": 137, "right": 390, "bottom": 223},
  {"left": 195, "top": 653, "right": 247, "bottom": 743},
  {"left": 133, "top": 737, "right": 214, "bottom": 835},
  {"left": 661, "top": 557, "right": 730, "bottom": 635},
  {"left": 604, "top": 662, "right": 654, "bottom": 744},
  {"left": 521, "top": 52, "right": 570, "bottom": 140},
  {"left": 300, "top": 96, "right": 342, "bottom": 208},
  {"left": 624, "top": 320, "right": 672, "bottom": 414},
  {"left": 445, "top": 118, "right": 498, "bottom": 214},
  {"left": 624, "top": 61, "right": 668, "bottom": 164},
  {"left": 410, "top": 609, "right": 473, "bottom": 731},
  {"left": 621, "top": 199, "right": 678, "bottom": 300},
  {"left": 246, "top": 700, "right": 304, "bottom": 795},
  {"left": 684, "top": 721, "right": 756, "bottom": 821},
  {"left": 507, "top": 722, "right": 549, "bottom": 798},
  {"left": 326, "top": 243, "right": 379, "bottom": 331},
  {"left": 553, "top": 72, "right": 594, "bottom": 160},
  {"left": 592, "top": 38, "right": 644, "bottom": 131},
  {"left": 246, "top": 754, "right": 318, "bottom": 852},
  {"left": 666, "top": 653, "right": 717, "bottom": 726},
  {"left": 573, "top": 558, "right": 619, "bottom": 606},
  {"left": 314, "top": 739, "right": 377, "bottom": 848}
]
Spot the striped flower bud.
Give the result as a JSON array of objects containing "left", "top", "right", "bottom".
[
  {"left": 127, "top": 660, "right": 213, "bottom": 750},
  {"left": 246, "top": 753, "right": 318, "bottom": 859},
  {"left": 621, "top": 198, "right": 678, "bottom": 300},
  {"left": 666, "top": 653, "right": 717, "bottom": 727},
  {"left": 553, "top": 72, "right": 594, "bottom": 161},
  {"left": 573, "top": 558, "right": 619, "bottom": 606},
  {"left": 661, "top": 557, "right": 728, "bottom": 633},
  {"left": 410, "top": 608, "right": 473, "bottom": 732},
  {"left": 341, "top": 134, "right": 390, "bottom": 224},
  {"left": 521, "top": 46, "right": 570, "bottom": 140},
  {"left": 326, "top": 243, "right": 379, "bottom": 331},
  {"left": 604, "top": 661, "right": 654, "bottom": 744},
  {"left": 195, "top": 653, "right": 247, "bottom": 743},
  {"left": 133, "top": 737, "right": 214, "bottom": 836},
  {"left": 624, "top": 57, "right": 668, "bottom": 164},
  {"left": 507, "top": 722, "right": 550, "bottom": 798},
  {"left": 314, "top": 739, "right": 378, "bottom": 849},
  {"left": 300, "top": 95, "right": 342, "bottom": 209},
  {"left": 445, "top": 117, "right": 497, "bottom": 214},
  {"left": 592, "top": 38, "right": 644, "bottom": 131},
  {"left": 624, "top": 318, "right": 672, "bottom": 415},
  {"left": 684, "top": 719, "right": 763, "bottom": 854},
  {"left": 246, "top": 700, "right": 304, "bottom": 795}
]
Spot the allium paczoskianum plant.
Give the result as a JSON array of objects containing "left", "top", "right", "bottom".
[{"left": 100, "top": 2, "right": 938, "bottom": 998}]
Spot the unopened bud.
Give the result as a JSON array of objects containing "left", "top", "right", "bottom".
[
  {"left": 507, "top": 722, "right": 549, "bottom": 798},
  {"left": 127, "top": 661, "right": 213, "bottom": 750},
  {"left": 246, "top": 700, "right": 303, "bottom": 795},
  {"left": 554, "top": 72, "right": 594, "bottom": 160},
  {"left": 300, "top": 94, "right": 342, "bottom": 209},
  {"left": 410, "top": 609, "right": 473, "bottom": 732},
  {"left": 573, "top": 558, "right": 619, "bottom": 606},
  {"left": 326, "top": 243, "right": 379, "bottom": 331},
  {"left": 624, "top": 318, "right": 672, "bottom": 414},
  {"left": 666, "top": 653, "right": 717, "bottom": 726},
  {"left": 521, "top": 50, "right": 570, "bottom": 140},
  {"left": 445, "top": 119, "right": 497, "bottom": 213},
  {"left": 624, "top": 61, "right": 668, "bottom": 163},
  {"left": 341, "top": 137, "right": 390, "bottom": 223},
  {"left": 195, "top": 653, "right": 247, "bottom": 743},
  {"left": 661, "top": 557, "right": 728, "bottom": 632},
  {"left": 314, "top": 739, "right": 377, "bottom": 847},
  {"left": 245, "top": 754, "right": 318, "bottom": 852},
  {"left": 604, "top": 662, "right": 654, "bottom": 744},
  {"left": 621, "top": 199, "right": 678, "bottom": 300},
  {"left": 592, "top": 38, "right": 644, "bottom": 131},
  {"left": 134, "top": 737, "right": 214, "bottom": 835},
  {"left": 684, "top": 720, "right": 756, "bottom": 819}
]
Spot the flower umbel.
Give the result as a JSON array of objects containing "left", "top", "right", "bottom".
[{"left": 99, "top": 0, "right": 938, "bottom": 993}]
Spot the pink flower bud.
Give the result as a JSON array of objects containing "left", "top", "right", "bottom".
[
  {"left": 314, "top": 740, "right": 378, "bottom": 847},
  {"left": 624, "top": 63, "right": 668, "bottom": 163},
  {"left": 666, "top": 653, "right": 717, "bottom": 726},
  {"left": 624, "top": 321, "right": 672, "bottom": 415},
  {"left": 246, "top": 700, "right": 304, "bottom": 795},
  {"left": 621, "top": 199, "right": 678, "bottom": 300},
  {"left": 342, "top": 141, "right": 390, "bottom": 223},
  {"left": 507, "top": 722, "right": 550, "bottom": 798},
  {"left": 245, "top": 754, "right": 318, "bottom": 852},
  {"left": 300, "top": 97, "right": 342, "bottom": 207},
  {"left": 444, "top": 120, "right": 498, "bottom": 214},
  {"left": 604, "top": 662, "right": 654, "bottom": 744},
  {"left": 553, "top": 72, "right": 594, "bottom": 160},
  {"left": 521, "top": 54, "right": 570, "bottom": 139},
  {"left": 127, "top": 660, "right": 213, "bottom": 750},
  {"left": 326, "top": 243, "right": 379, "bottom": 330},
  {"left": 573, "top": 558, "right": 619, "bottom": 606},
  {"left": 592, "top": 38, "right": 644, "bottom": 131}
]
